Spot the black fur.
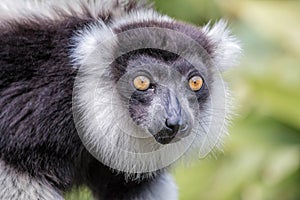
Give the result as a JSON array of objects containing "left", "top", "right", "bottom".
[{"left": 0, "top": 16, "right": 87, "bottom": 190}]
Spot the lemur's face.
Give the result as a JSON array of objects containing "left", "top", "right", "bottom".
[
  {"left": 114, "top": 51, "right": 211, "bottom": 145},
  {"left": 72, "top": 16, "right": 240, "bottom": 175}
]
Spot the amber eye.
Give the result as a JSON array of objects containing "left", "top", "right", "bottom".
[
  {"left": 133, "top": 76, "right": 151, "bottom": 91},
  {"left": 189, "top": 76, "right": 203, "bottom": 91}
]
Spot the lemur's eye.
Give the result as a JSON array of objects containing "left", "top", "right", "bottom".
[
  {"left": 133, "top": 76, "right": 151, "bottom": 91},
  {"left": 189, "top": 76, "right": 203, "bottom": 91}
]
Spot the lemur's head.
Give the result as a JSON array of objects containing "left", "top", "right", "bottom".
[{"left": 72, "top": 10, "right": 241, "bottom": 176}]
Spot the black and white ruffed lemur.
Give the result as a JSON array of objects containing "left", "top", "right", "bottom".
[{"left": 0, "top": 0, "right": 241, "bottom": 199}]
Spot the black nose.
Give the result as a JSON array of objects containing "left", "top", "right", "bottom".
[
  {"left": 153, "top": 118, "right": 189, "bottom": 145},
  {"left": 154, "top": 118, "right": 182, "bottom": 144},
  {"left": 165, "top": 118, "right": 181, "bottom": 134}
]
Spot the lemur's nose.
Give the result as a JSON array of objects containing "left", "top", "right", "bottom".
[{"left": 165, "top": 117, "right": 181, "bottom": 135}]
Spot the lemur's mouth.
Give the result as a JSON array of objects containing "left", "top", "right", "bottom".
[
  {"left": 153, "top": 124, "right": 189, "bottom": 145},
  {"left": 154, "top": 135, "right": 179, "bottom": 145}
]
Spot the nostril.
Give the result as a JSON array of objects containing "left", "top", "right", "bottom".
[{"left": 180, "top": 123, "right": 189, "bottom": 132}]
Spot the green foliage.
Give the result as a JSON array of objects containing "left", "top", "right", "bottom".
[
  {"left": 153, "top": 0, "right": 222, "bottom": 25},
  {"left": 66, "top": 1, "right": 300, "bottom": 199},
  {"left": 65, "top": 187, "right": 92, "bottom": 200}
]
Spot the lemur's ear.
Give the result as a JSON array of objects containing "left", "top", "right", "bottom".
[{"left": 202, "top": 20, "right": 242, "bottom": 72}]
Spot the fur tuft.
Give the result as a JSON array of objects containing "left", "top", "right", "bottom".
[{"left": 202, "top": 20, "right": 242, "bottom": 72}]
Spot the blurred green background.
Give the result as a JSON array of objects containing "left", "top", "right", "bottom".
[{"left": 66, "top": 0, "right": 300, "bottom": 199}]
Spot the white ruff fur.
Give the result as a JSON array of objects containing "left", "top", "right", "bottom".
[
  {"left": 0, "top": 161, "right": 63, "bottom": 200},
  {"left": 72, "top": 7, "right": 241, "bottom": 177}
]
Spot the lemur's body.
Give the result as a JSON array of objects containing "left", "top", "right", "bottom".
[{"left": 0, "top": 0, "right": 241, "bottom": 199}]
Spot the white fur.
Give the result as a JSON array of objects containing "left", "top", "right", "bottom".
[
  {"left": 132, "top": 173, "right": 178, "bottom": 200},
  {"left": 70, "top": 20, "right": 115, "bottom": 68},
  {"left": 111, "top": 8, "right": 174, "bottom": 28},
  {"left": 202, "top": 20, "right": 242, "bottom": 71},
  {"left": 0, "top": 161, "right": 63, "bottom": 200},
  {"left": 0, "top": 0, "right": 137, "bottom": 21}
]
